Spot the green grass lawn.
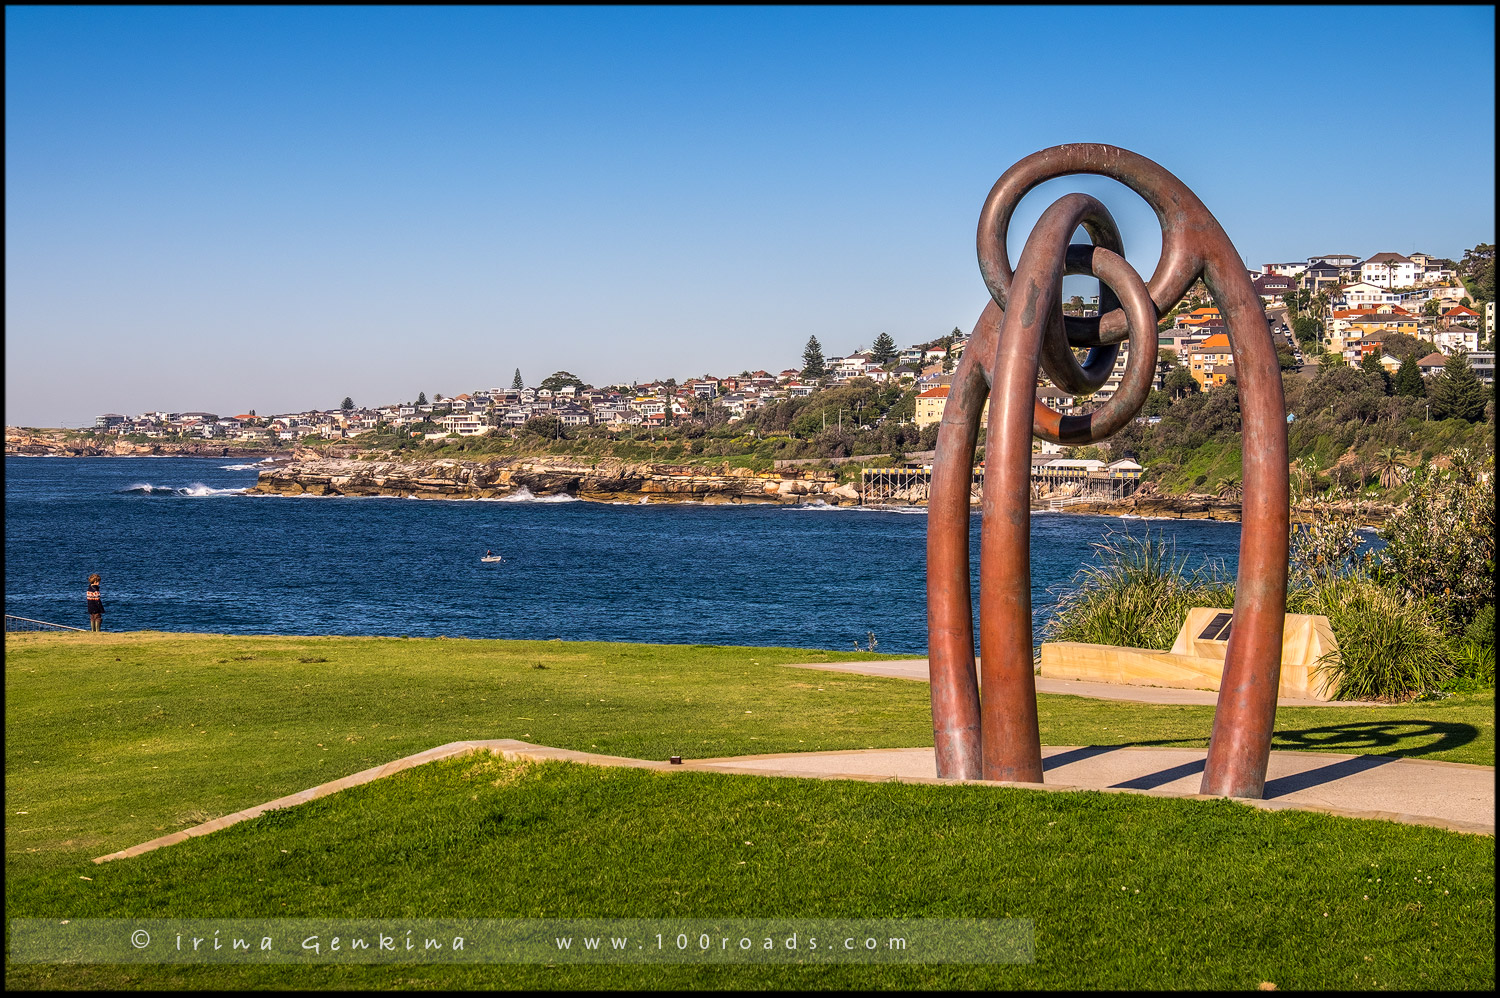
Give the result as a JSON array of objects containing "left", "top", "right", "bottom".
[{"left": 6, "top": 632, "right": 1495, "bottom": 989}]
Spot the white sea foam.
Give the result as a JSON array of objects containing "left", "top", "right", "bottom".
[
  {"left": 785, "top": 501, "right": 928, "bottom": 514},
  {"left": 219, "top": 462, "right": 265, "bottom": 471},
  {"left": 118, "top": 482, "right": 245, "bottom": 497},
  {"left": 179, "top": 482, "right": 245, "bottom": 497},
  {"left": 492, "top": 487, "right": 579, "bottom": 503}
]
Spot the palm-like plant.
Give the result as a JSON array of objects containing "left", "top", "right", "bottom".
[
  {"left": 1373, "top": 448, "right": 1406, "bottom": 490},
  {"left": 1214, "top": 477, "right": 1243, "bottom": 502},
  {"left": 1310, "top": 291, "right": 1330, "bottom": 322}
]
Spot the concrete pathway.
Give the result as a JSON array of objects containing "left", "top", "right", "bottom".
[
  {"left": 785, "top": 659, "right": 1382, "bottom": 707},
  {"left": 94, "top": 738, "right": 1493, "bottom": 864},
  {"left": 684, "top": 745, "right": 1494, "bottom": 834}
]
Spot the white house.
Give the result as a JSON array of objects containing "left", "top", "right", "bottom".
[
  {"left": 1407, "top": 253, "right": 1458, "bottom": 284},
  {"left": 1339, "top": 282, "right": 1402, "bottom": 307},
  {"left": 1432, "top": 326, "right": 1480, "bottom": 355},
  {"left": 1359, "top": 253, "right": 1419, "bottom": 289}
]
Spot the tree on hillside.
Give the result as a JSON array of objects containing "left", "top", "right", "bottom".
[
  {"left": 870, "top": 332, "right": 898, "bottom": 366},
  {"left": 1165, "top": 366, "right": 1198, "bottom": 398},
  {"left": 1380, "top": 331, "right": 1438, "bottom": 361},
  {"left": 523, "top": 413, "right": 564, "bottom": 440},
  {"left": 1360, "top": 350, "right": 1391, "bottom": 394},
  {"left": 341, "top": 397, "right": 354, "bottom": 413},
  {"left": 1458, "top": 243, "right": 1495, "bottom": 304},
  {"left": 661, "top": 379, "right": 677, "bottom": 427},
  {"left": 1291, "top": 316, "right": 1320, "bottom": 346},
  {"left": 801, "top": 336, "right": 826, "bottom": 379},
  {"left": 512, "top": 369, "right": 524, "bottom": 390},
  {"left": 539, "top": 371, "right": 587, "bottom": 393},
  {"left": 1372, "top": 448, "right": 1407, "bottom": 490},
  {"left": 1310, "top": 291, "right": 1330, "bottom": 322},
  {"left": 1429, "top": 351, "right": 1485, "bottom": 422},
  {"left": 434, "top": 393, "right": 443, "bottom": 403},
  {"left": 417, "top": 392, "right": 428, "bottom": 406}
]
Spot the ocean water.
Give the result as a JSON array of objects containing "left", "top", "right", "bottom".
[{"left": 6, "top": 455, "right": 1274, "bottom": 655}]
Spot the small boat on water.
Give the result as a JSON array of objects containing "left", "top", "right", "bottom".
[{"left": 481, "top": 555, "right": 504, "bottom": 563}]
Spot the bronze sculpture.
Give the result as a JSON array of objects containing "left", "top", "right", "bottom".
[{"left": 927, "top": 144, "right": 1289, "bottom": 799}]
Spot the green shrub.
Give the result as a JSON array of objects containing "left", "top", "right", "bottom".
[
  {"left": 1374, "top": 450, "right": 1495, "bottom": 637},
  {"left": 1044, "top": 531, "right": 1234, "bottom": 651},
  {"left": 1446, "top": 639, "right": 1495, "bottom": 691},
  {"left": 1463, "top": 603, "right": 1494, "bottom": 648},
  {"left": 1291, "top": 578, "right": 1453, "bottom": 702}
]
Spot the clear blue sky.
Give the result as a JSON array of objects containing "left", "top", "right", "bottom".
[{"left": 6, "top": 5, "right": 1495, "bottom": 426}]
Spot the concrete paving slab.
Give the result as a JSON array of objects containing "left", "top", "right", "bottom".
[
  {"left": 682, "top": 745, "right": 1494, "bottom": 834},
  {"left": 783, "top": 660, "right": 1382, "bottom": 707}
]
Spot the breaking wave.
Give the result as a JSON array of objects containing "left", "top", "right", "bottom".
[
  {"left": 118, "top": 482, "right": 246, "bottom": 497},
  {"left": 486, "top": 487, "right": 579, "bottom": 503}
]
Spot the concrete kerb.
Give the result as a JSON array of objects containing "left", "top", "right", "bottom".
[{"left": 93, "top": 738, "right": 1494, "bottom": 865}]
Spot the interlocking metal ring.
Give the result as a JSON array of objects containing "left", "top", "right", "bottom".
[{"left": 927, "top": 144, "right": 1289, "bottom": 799}]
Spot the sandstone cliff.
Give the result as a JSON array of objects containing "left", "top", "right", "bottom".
[{"left": 249, "top": 456, "right": 861, "bottom": 506}]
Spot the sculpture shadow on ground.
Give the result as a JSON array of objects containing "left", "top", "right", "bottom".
[{"left": 1036, "top": 720, "right": 1481, "bottom": 797}]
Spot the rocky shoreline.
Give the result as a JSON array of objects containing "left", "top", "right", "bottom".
[
  {"left": 1028, "top": 494, "right": 1391, "bottom": 527},
  {"left": 5, "top": 429, "right": 291, "bottom": 460},
  {"left": 248, "top": 456, "right": 860, "bottom": 505},
  {"left": 7, "top": 435, "right": 1392, "bottom": 525},
  {"left": 248, "top": 457, "right": 1390, "bottom": 525}
]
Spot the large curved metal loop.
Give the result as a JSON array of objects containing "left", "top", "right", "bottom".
[
  {"left": 976, "top": 144, "right": 1205, "bottom": 345},
  {"left": 927, "top": 143, "right": 1289, "bottom": 799}
]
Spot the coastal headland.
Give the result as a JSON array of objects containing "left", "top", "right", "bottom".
[
  {"left": 5, "top": 428, "right": 1392, "bottom": 523},
  {"left": 4, "top": 428, "right": 290, "bottom": 460},
  {"left": 249, "top": 455, "right": 858, "bottom": 505},
  {"left": 247, "top": 454, "right": 1392, "bottom": 525}
]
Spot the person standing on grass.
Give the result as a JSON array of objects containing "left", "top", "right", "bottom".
[{"left": 86, "top": 573, "right": 104, "bottom": 631}]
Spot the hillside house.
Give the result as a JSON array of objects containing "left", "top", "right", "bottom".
[
  {"left": 1187, "top": 333, "right": 1234, "bottom": 389},
  {"left": 1175, "top": 307, "right": 1222, "bottom": 328},
  {"left": 1433, "top": 326, "right": 1480, "bottom": 355},
  {"left": 1360, "top": 253, "right": 1419, "bottom": 289}
]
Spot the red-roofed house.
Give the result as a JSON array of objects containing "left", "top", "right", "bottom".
[
  {"left": 1187, "top": 333, "right": 1234, "bottom": 389},
  {"left": 1175, "top": 307, "right": 1222, "bottom": 327}
]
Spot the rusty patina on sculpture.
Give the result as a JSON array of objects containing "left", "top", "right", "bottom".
[{"left": 927, "top": 144, "right": 1289, "bottom": 799}]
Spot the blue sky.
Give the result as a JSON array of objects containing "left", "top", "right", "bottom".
[{"left": 6, "top": 6, "right": 1495, "bottom": 426}]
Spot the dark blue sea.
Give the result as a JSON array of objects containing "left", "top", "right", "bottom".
[{"left": 6, "top": 455, "right": 1270, "bottom": 655}]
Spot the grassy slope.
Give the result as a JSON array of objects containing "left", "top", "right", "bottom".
[
  {"left": 6, "top": 633, "right": 1495, "bottom": 989},
  {"left": 7, "top": 755, "right": 1494, "bottom": 990}
]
